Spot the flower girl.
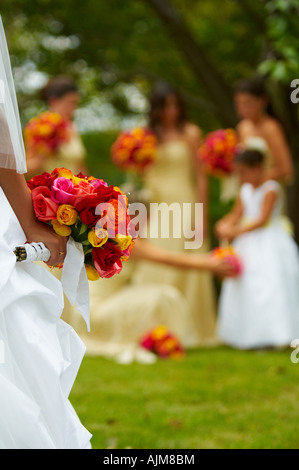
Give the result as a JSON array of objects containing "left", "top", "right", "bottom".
[{"left": 215, "top": 149, "right": 299, "bottom": 349}]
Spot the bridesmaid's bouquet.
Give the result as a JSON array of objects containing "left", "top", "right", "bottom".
[
  {"left": 24, "top": 111, "right": 70, "bottom": 156},
  {"left": 111, "top": 127, "right": 158, "bottom": 173},
  {"left": 211, "top": 245, "right": 243, "bottom": 276},
  {"left": 140, "top": 325, "right": 185, "bottom": 359},
  {"left": 27, "top": 167, "right": 136, "bottom": 280},
  {"left": 198, "top": 128, "right": 238, "bottom": 177}
]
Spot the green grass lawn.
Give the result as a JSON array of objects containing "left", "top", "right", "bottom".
[{"left": 70, "top": 346, "right": 299, "bottom": 449}]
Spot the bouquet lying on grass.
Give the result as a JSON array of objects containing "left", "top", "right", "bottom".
[
  {"left": 27, "top": 167, "right": 136, "bottom": 280},
  {"left": 140, "top": 325, "right": 185, "bottom": 359},
  {"left": 111, "top": 127, "right": 158, "bottom": 174},
  {"left": 198, "top": 128, "right": 238, "bottom": 177},
  {"left": 24, "top": 111, "right": 70, "bottom": 156}
]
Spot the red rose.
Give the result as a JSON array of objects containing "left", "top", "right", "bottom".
[
  {"left": 92, "top": 241, "right": 123, "bottom": 278},
  {"left": 94, "top": 184, "right": 122, "bottom": 203},
  {"left": 27, "top": 172, "right": 55, "bottom": 191},
  {"left": 31, "top": 186, "right": 59, "bottom": 222},
  {"left": 79, "top": 198, "right": 102, "bottom": 227},
  {"left": 71, "top": 180, "right": 97, "bottom": 211}
]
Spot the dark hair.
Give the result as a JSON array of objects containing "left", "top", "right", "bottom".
[
  {"left": 41, "top": 76, "right": 78, "bottom": 102},
  {"left": 234, "top": 76, "right": 277, "bottom": 119},
  {"left": 235, "top": 149, "right": 264, "bottom": 167},
  {"left": 148, "top": 81, "right": 187, "bottom": 137}
]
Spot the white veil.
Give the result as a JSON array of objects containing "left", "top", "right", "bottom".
[{"left": 0, "top": 16, "right": 26, "bottom": 174}]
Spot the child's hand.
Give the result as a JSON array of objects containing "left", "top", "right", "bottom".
[{"left": 208, "top": 257, "right": 238, "bottom": 278}]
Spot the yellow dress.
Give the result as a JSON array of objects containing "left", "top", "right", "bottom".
[
  {"left": 75, "top": 260, "right": 191, "bottom": 363},
  {"left": 43, "top": 127, "right": 86, "bottom": 175},
  {"left": 131, "top": 140, "right": 217, "bottom": 346}
]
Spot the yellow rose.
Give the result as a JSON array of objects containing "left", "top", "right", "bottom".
[
  {"left": 54, "top": 168, "right": 74, "bottom": 179},
  {"left": 51, "top": 219, "right": 72, "bottom": 237},
  {"left": 47, "top": 112, "right": 63, "bottom": 125},
  {"left": 88, "top": 227, "right": 108, "bottom": 247},
  {"left": 71, "top": 176, "right": 82, "bottom": 186},
  {"left": 57, "top": 204, "right": 78, "bottom": 226},
  {"left": 151, "top": 325, "right": 168, "bottom": 341},
  {"left": 85, "top": 264, "right": 100, "bottom": 281},
  {"left": 131, "top": 128, "right": 144, "bottom": 139},
  {"left": 113, "top": 234, "right": 132, "bottom": 251},
  {"left": 38, "top": 123, "right": 53, "bottom": 137}
]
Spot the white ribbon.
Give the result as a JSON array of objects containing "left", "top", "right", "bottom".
[{"left": 61, "top": 237, "right": 90, "bottom": 332}]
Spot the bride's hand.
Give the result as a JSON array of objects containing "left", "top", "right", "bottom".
[{"left": 25, "top": 221, "right": 68, "bottom": 267}]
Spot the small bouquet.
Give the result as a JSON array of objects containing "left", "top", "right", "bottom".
[
  {"left": 111, "top": 127, "right": 158, "bottom": 173},
  {"left": 211, "top": 245, "right": 243, "bottom": 276},
  {"left": 24, "top": 111, "right": 70, "bottom": 156},
  {"left": 27, "top": 167, "right": 136, "bottom": 280},
  {"left": 140, "top": 325, "right": 185, "bottom": 359},
  {"left": 198, "top": 128, "right": 238, "bottom": 177}
]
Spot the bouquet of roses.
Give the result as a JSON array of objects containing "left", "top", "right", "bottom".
[
  {"left": 140, "top": 325, "right": 185, "bottom": 359},
  {"left": 198, "top": 128, "right": 238, "bottom": 177},
  {"left": 211, "top": 245, "right": 243, "bottom": 276},
  {"left": 24, "top": 111, "right": 70, "bottom": 156},
  {"left": 26, "top": 167, "right": 136, "bottom": 280},
  {"left": 111, "top": 127, "right": 158, "bottom": 173}
]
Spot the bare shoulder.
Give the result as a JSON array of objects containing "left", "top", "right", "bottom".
[
  {"left": 236, "top": 119, "right": 253, "bottom": 136},
  {"left": 184, "top": 122, "right": 202, "bottom": 143},
  {"left": 261, "top": 117, "right": 284, "bottom": 136}
]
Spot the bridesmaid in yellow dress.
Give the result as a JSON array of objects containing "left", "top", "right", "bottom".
[
  {"left": 131, "top": 81, "right": 218, "bottom": 347},
  {"left": 26, "top": 75, "right": 87, "bottom": 177}
]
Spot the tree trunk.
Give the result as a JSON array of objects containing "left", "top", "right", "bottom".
[{"left": 144, "top": 0, "right": 238, "bottom": 126}]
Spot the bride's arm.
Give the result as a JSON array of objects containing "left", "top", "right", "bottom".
[
  {"left": 0, "top": 169, "right": 67, "bottom": 266},
  {"left": 130, "top": 238, "right": 235, "bottom": 277}
]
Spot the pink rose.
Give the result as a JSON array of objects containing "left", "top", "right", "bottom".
[
  {"left": 140, "top": 336, "right": 155, "bottom": 351},
  {"left": 31, "top": 186, "right": 59, "bottom": 222},
  {"left": 51, "top": 177, "right": 74, "bottom": 204},
  {"left": 89, "top": 178, "right": 108, "bottom": 190},
  {"left": 71, "top": 180, "right": 97, "bottom": 211}
]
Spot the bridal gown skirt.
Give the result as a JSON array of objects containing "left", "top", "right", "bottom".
[{"left": 0, "top": 188, "right": 91, "bottom": 449}]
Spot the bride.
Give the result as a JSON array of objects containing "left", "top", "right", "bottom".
[{"left": 0, "top": 18, "right": 91, "bottom": 449}]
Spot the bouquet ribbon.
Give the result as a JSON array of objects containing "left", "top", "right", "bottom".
[{"left": 61, "top": 237, "right": 90, "bottom": 332}]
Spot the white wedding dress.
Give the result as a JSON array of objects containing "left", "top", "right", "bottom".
[
  {"left": 0, "top": 187, "right": 92, "bottom": 449},
  {"left": 218, "top": 180, "right": 299, "bottom": 349}
]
